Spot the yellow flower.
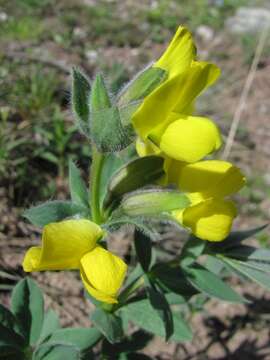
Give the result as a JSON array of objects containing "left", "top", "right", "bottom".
[
  {"left": 132, "top": 26, "right": 222, "bottom": 163},
  {"left": 23, "top": 219, "right": 127, "bottom": 304},
  {"left": 170, "top": 160, "right": 246, "bottom": 241}
]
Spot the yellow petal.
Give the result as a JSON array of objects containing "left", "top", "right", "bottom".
[
  {"left": 154, "top": 26, "right": 196, "bottom": 80},
  {"left": 182, "top": 199, "right": 237, "bottom": 242},
  {"left": 132, "top": 26, "right": 195, "bottom": 140},
  {"left": 174, "top": 61, "right": 221, "bottom": 114},
  {"left": 175, "top": 160, "right": 245, "bottom": 197},
  {"left": 22, "top": 247, "right": 42, "bottom": 272},
  {"left": 164, "top": 159, "right": 186, "bottom": 185},
  {"left": 136, "top": 137, "right": 161, "bottom": 157},
  {"left": 80, "top": 246, "right": 127, "bottom": 304},
  {"left": 160, "top": 115, "right": 222, "bottom": 163},
  {"left": 172, "top": 192, "right": 204, "bottom": 222},
  {"left": 23, "top": 219, "right": 103, "bottom": 272},
  {"left": 132, "top": 75, "right": 184, "bottom": 140}
]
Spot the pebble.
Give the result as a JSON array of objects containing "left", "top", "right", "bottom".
[
  {"left": 0, "top": 12, "right": 7, "bottom": 22},
  {"left": 85, "top": 49, "right": 98, "bottom": 64},
  {"left": 226, "top": 7, "right": 270, "bottom": 34},
  {"left": 196, "top": 25, "right": 215, "bottom": 42}
]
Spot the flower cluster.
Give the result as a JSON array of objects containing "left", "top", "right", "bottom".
[
  {"left": 134, "top": 26, "right": 245, "bottom": 242},
  {"left": 23, "top": 220, "right": 127, "bottom": 303},
  {"left": 23, "top": 26, "right": 245, "bottom": 305}
]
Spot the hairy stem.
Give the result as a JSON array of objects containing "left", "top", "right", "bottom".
[{"left": 90, "top": 146, "right": 104, "bottom": 224}]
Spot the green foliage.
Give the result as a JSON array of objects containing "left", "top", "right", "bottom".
[
  {"left": 180, "top": 236, "right": 205, "bottom": 267},
  {"left": 0, "top": 278, "right": 101, "bottom": 359},
  {"left": 89, "top": 74, "right": 134, "bottom": 153},
  {"left": 68, "top": 159, "right": 89, "bottom": 209},
  {"left": 72, "top": 68, "right": 91, "bottom": 136},
  {"left": 134, "top": 230, "right": 152, "bottom": 273},
  {"left": 183, "top": 263, "right": 247, "bottom": 303},
  {"left": 91, "top": 308, "right": 123, "bottom": 344},
  {"left": 120, "top": 189, "right": 190, "bottom": 217},
  {"left": 117, "top": 67, "right": 167, "bottom": 106},
  {"left": 46, "top": 328, "right": 101, "bottom": 352},
  {"left": 11, "top": 278, "right": 44, "bottom": 345},
  {"left": 103, "top": 155, "right": 165, "bottom": 210},
  {"left": 39, "top": 310, "right": 60, "bottom": 343},
  {"left": 0, "top": 16, "right": 45, "bottom": 41},
  {"left": 23, "top": 201, "right": 86, "bottom": 227},
  {"left": 146, "top": 283, "right": 174, "bottom": 341},
  {"left": 101, "top": 330, "right": 153, "bottom": 359},
  {"left": 122, "top": 298, "right": 192, "bottom": 342},
  {"left": 33, "top": 344, "right": 80, "bottom": 360}
]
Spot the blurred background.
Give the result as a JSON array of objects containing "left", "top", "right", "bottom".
[{"left": 0, "top": 0, "right": 270, "bottom": 358}]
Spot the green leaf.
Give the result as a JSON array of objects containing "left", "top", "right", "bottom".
[
  {"left": 72, "top": 67, "right": 91, "bottom": 135},
  {"left": 180, "top": 236, "right": 205, "bottom": 267},
  {"left": 121, "top": 189, "right": 190, "bottom": 217},
  {"left": 90, "top": 106, "right": 134, "bottom": 153},
  {"left": 117, "top": 67, "right": 167, "bottom": 105},
  {"left": 68, "top": 159, "right": 89, "bottom": 209},
  {"left": 223, "top": 246, "right": 270, "bottom": 263},
  {"left": 205, "top": 255, "right": 225, "bottom": 275},
  {"left": 90, "top": 74, "right": 134, "bottom": 153},
  {"left": 46, "top": 328, "right": 101, "bottom": 351},
  {"left": 0, "top": 347, "right": 25, "bottom": 360},
  {"left": 146, "top": 285, "right": 173, "bottom": 341},
  {"left": 221, "top": 256, "right": 270, "bottom": 291},
  {"left": 91, "top": 308, "right": 123, "bottom": 344},
  {"left": 184, "top": 263, "right": 247, "bottom": 303},
  {"left": 124, "top": 354, "right": 153, "bottom": 360},
  {"left": 103, "top": 155, "right": 165, "bottom": 209},
  {"left": 99, "top": 153, "right": 127, "bottom": 208},
  {"left": 90, "top": 73, "right": 112, "bottom": 110},
  {"left": 0, "top": 304, "right": 24, "bottom": 339},
  {"left": 152, "top": 263, "right": 197, "bottom": 296},
  {"left": 134, "top": 229, "right": 152, "bottom": 273},
  {"left": 165, "top": 293, "right": 187, "bottom": 305},
  {"left": 23, "top": 201, "right": 86, "bottom": 227},
  {"left": 105, "top": 214, "right": 161, "bottom": 241},
  {"left": 102, "top": 330, "right": 153, "bottom": 356},
  {"left": 0, "top": 324, "right": 25, "bottom": 350},
  {"left": 11, "top": 278, "right": 44, "bottom": 346},
  {"left": 33, "top": 344, "right": 80, "bottom": 360},
  {"left": 122, "top": 298, "right": 192, "bottom": 342},
  {"left": 39, "top": 310, "right": 60, "bottom": 343}
]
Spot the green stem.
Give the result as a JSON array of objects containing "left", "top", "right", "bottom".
[
  {"left": 90, "top": 146, "right": 104, "bottom": 224},
  {"left": 118, "top": 276, "right": 145, "bottom": 304}
]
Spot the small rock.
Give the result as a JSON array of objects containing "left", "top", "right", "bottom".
[
  {"left": 73, "top": 27, "right": 87, "bottom": 40},
  {"left": 226, "top": 7, "right": 270, "bottom": 34},
  {"left": 85, "top": 49, "right": 98, "bottom": 64},
  {"left": 0, "top": 12, "right": 8, "bottom": 22},
  {"left": 196, "top": 25, "right": 215, "bottom": 42},
  {"left": 263, "top": 173, "right": 270, "bottom": 186}
]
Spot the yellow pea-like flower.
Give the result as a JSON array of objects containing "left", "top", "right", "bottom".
[
  {"left": 132, "top": 26, "right": 222, "bottom": 164},
  {"left": 80, "top": 246, "right": 127, "bottom": 304},
  {"left": 23, "top": 219, "right": 127, "bottom": 304},
  {"left": 159, "top": 115, "right": 222, "bottom": 163},
  {"left": 171, "top": 160, "right": 246, "bottom": 241}
]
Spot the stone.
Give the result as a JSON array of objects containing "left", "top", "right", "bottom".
[
  {"left": 85, "top": 49, "right": 98, "bottom": 64},
  {"left": 226, "top": 7, "right": 270, "bottom": 34},
  {"left": 0, "top": 12, "right": 8, "bottom": 22},
  {"left": 196, "top": 25, "right": 215, "bottom": 42}
]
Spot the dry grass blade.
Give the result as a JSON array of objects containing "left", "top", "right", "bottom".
[{"left": 222, "top": 25, "right": 270, "bottom": 160}]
